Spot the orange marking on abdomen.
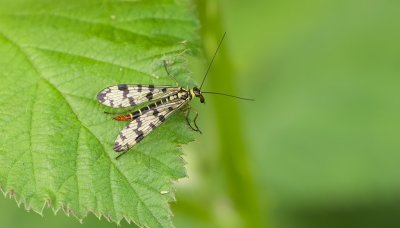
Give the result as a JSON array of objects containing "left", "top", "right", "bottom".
[{"left": 114, "top": 115, "right": 132, "bottom": 121}]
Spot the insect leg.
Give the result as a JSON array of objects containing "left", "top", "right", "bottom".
[
  {"left": 192, "top": 112, "right": 202, "bottom": 134},
  {"left": 185, "top": 105, "right": 202, "bottom": 134},
  {"left": 163, "top": 59, "right": 179, "bottom": 86}
]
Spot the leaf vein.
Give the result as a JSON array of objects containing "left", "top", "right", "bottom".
[{"left": 0, "top": 30, "right": 41, "bottom": 196}]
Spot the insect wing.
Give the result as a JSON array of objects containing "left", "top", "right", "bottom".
[
  {"left": 97, "top": 84, "right": 179, "bottom": 108},
  {"left": 113, "top": 99, "right": 187, "bottom": 152}
]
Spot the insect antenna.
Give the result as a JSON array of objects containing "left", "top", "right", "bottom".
[
  {"left": 202, "top": 91, "right": 255, "bottom": 101},
  {"left": 199, "top": 32, "right": 254, "bottom": 102},
  {"left": 199, "top": 32, "right": 226, "bottom": 89}
]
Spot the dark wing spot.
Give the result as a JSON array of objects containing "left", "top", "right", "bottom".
[
  {"left": 149, "top": 123, "right": 157, "bottom": 129},
  {"left": 162, "top": 88, "right": 167, "bottom": 93},
  {"left": 113, "top": 142, "right": 124, "bottom": 152},
  {"left": 135, "top": 134, "right": 144, "bottom": 143},
  {"left": 153, "top": 110, "right": 159, "bottom": 116},
  {"left": 119, "top": 132, "right": 127, "bottom": 140},
  {"left": 168, "top": 107, "right": 174, "bottom": 111},
  {"left": 146, "top": 92, "right": 153, "bottom": 100},
  {"left": 118, "top": 84, "right": 128, "bottom": 90},
  {"left": 97, "top": 92, "right": 106, "bottom": 102},
  {"left": 136, "top": 120, "right": 142, "bottom": 128},
  {"left": 159, "top": 115, "right": 165, "bottom": 122},
  {"left": 128, "top": 97, "right": 136, "bottom": 106},
  {"left": 122, "top": 89, "right": 129, "bottom": 98},
  {"left": 148, "top": 85, "right": 155, "bottom": 92}
]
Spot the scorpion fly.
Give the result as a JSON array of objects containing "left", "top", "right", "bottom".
[{"left": 96, "top": 33, "right": 253, "bottom": 158}]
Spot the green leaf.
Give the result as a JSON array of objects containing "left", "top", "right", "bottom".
[{"left": 0, "top": 0, "right": 198, "bottom": 226}]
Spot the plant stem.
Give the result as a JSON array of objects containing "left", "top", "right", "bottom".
[{"left": 195, "top": 0, "right": 265, "bottom": 227}]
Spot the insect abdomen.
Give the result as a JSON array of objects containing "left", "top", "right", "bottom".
[
  {"left": 114, "top": 109, "right": 142, "bottom": 121},
  {"left": 114, "top": 96, "right": 173, "bottom": 121},
  {"left": 114, "top": 114, "right": 133, "bottom": 121}
]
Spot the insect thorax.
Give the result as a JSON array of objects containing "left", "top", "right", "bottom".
[{"left": 176, "top": 88, "right": 191, "bottom": 101}]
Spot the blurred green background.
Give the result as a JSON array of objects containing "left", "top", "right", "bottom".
[{"left": 2, "top": 0, "right": 400, "bottom": 227}]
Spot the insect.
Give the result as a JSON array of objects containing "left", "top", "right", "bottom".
[{"left": 96, "top": 33, "right": 253, "bottom": 158}]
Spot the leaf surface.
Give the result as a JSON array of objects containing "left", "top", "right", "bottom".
[{"left": 0, "top": 0, "right": 198, "bottom": 226}]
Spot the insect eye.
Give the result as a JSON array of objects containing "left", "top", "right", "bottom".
[{"left": 193, "top": 87, "right": 201, "bottom": 95}]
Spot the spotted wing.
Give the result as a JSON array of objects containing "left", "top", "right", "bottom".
[
  {"left": 113, "top": 98, "right": 187, "bottom": 152},
  {"left": 97, "top": 84, "right": 179, "bottom": 108}
]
